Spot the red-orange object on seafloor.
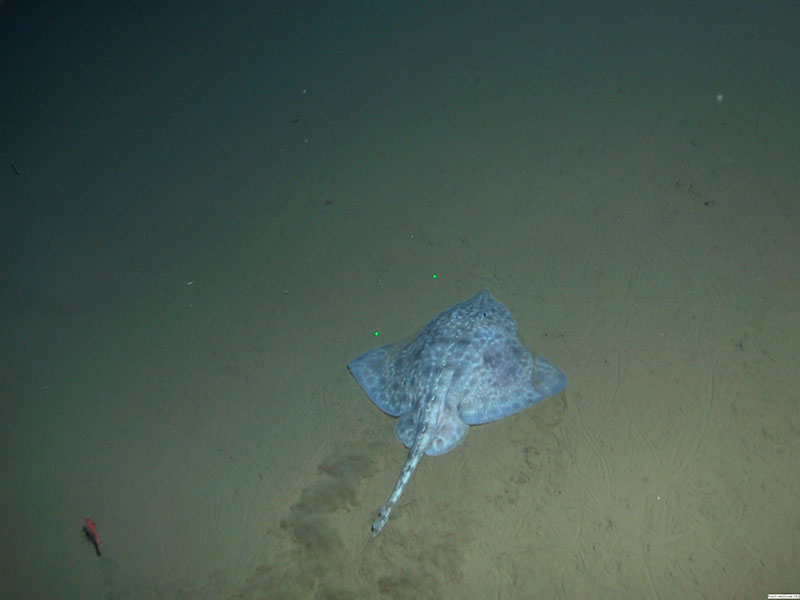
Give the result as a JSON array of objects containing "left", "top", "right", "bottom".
[{"left": 83, "top": 517, "right": 101, "bottom": 556}]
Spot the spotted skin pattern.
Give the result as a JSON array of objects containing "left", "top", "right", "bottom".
[{"left": 348, "top": 290, "right": 567, "bottom": 538}]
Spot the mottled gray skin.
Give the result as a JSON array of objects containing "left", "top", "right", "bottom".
[{"left": 348, "top": 290, "right": 567, "bottom": 538}]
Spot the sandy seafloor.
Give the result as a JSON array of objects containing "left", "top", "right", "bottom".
[{"left": 1, "top": 1, "right": 798, "bottom": 598}]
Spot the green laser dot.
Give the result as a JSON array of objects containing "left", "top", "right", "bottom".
[{"left": 374, "top": 331, "right": 380, "bottom": 337}]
